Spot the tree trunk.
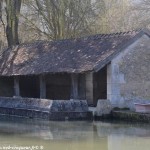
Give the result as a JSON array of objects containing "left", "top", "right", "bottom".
[{"left": 5, "top": 0, "right": 21, "bottom": 47}]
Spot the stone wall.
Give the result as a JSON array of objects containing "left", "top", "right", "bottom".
[
  {"left": 112, "top": 110, "right": 150, "bottom": 123},
  {"left": 0, "top": 97, "right": 91, "bottom": 120},
  {"left": 96, "top": 99, "right": 112, "bottom": 116},
  {"left": 107, "top": 35, "right": 150, "bottom": 108}
]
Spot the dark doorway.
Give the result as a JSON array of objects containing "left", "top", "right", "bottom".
[
  {"left": 93, "top": 66, "right": 107, "bottom": 106},
  {"left": 0, "top": 77, "right": 14, "bottom": 97},
  {"left": 20, "top": 76, "right": 40, "bottom": 98},
  {"left": 46, "top": 74, "right": 71, "bottom": 100}
]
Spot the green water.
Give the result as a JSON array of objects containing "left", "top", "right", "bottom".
[{"left": 0, "top": 115, "right": 150, "bottom": 150}]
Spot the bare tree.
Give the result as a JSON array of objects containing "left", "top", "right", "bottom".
[
  {"left": 21, "top": 0, "right": 95, "bottom": 40},
  {"left": 133, "top": 0, "right": 150, "bottom": 29},
  {"left": 92, "top": 0, "right": 132, "bottom": 33},
  {"left": 1, "top": 0, "right": 149, "bottom": 48}
]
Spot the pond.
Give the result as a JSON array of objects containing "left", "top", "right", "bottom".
[{"left": 0, "top": 115, "right": 150, "bottom": 150}]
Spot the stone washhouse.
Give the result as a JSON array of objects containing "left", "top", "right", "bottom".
[{"left": 0, "top": 29, "right": 149, "bottom": 120}]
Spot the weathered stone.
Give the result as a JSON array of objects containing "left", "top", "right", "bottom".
[
  {"left": 0, "top": 97, "right": 52, "bottom": 112},
  {"left": 112, "top": 110, "right": 150, "bottom": 123},
  {"left": 0, "top": 97, "right": 90, "bottom": 120},
  {"left": 50, "top": 100, "right": 88, "bottom": 112},
  {"left": 96, "top": 99, "right": 112, "bottom": 116},
  {"left": 107, "top": 35, "right": 150, "bottom": 108},
  {"left": 111, "top": 99, "right": 150, "bottom": 111}
]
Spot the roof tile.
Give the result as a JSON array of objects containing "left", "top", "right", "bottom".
[{"left": 0, "top": 29, "right": 148, "bottom": 76}]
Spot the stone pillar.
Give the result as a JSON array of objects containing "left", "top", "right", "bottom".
[
  {"left": 40, "top": 75, "right": 46, "bottom": 99},
  {"left": 107, "top": 63, "right": 120, "bottom": 106},
  {"left": 14, "top": 76, "right": 20, "bottom": 96},
  {"left": 85, "top": 72, "right": 93, "bottom": 105},
  {"left": 71, "top": 74, "right": 79, "bottom": 99}
]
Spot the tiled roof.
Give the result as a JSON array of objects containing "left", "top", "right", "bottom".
[{"left": 0, "top": 29, "right": 149, "bottom": 76}]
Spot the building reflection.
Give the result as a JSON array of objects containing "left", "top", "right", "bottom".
[{"left": 0, "top": 115, "right": 150, "bottom": 150}]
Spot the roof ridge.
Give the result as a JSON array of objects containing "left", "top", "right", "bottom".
[
  {"left": 80, "top": 28, "right": 143, "bottom": 41},
  {"left": 3, "top": 28, "right": 146, "bottom": 50}
]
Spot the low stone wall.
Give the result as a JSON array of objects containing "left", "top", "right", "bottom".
[
  {"left": 112, "top": 110, "right": 150, "bottom": 123},
  {"left": 95, "top": 99, "right": 150, "bottom": 123},
  {"left": 0, "top": 97, "right": 91, "bottom": 120}
]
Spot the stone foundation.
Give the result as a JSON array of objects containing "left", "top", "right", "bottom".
[
  {"left": 0, "top": 97, "right": 91, "bottom": 120},
  {"left": 112, "top": 110, "right": 150, "bottom": 123},
  {"left": 96, "top": 99, "right": 112, "bottom": 116}
]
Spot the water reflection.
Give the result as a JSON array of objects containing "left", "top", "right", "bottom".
[{"left": 0, "top": 115, "right": 150, "bottom": 150}]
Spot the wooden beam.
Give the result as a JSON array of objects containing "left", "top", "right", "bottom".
[
  {"left": 40, "top": 75, "right": 46, "bottom": 99},
  {"left": 71, "top": 74, "right": 78, "bottom": 99},
  {"left": 14, "top": 76, "right": 20, "bottom": 96}
]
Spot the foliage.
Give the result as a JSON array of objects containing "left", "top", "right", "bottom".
[{"left": 0, "top": 0, "right": 149, "bottom": 50}]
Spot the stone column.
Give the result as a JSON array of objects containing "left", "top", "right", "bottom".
[
  {"left": 85, "top": 72, "right": 93, "bottom": 105},
  {"left": 107, "top": 63, "right": 120, "bottom": 106},
  {"left": 40, "top": 75, "right": 46, "bottom": 99},
  {"left": 71, "top": 74, "right": 79, "bottom": 99},
  {"left": 14, "top": 76, "right": 20, "bottom": 96}
]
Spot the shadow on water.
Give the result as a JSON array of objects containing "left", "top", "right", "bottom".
[{"left": 0, "top": 115, "right": 150, "bottom": 150}]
